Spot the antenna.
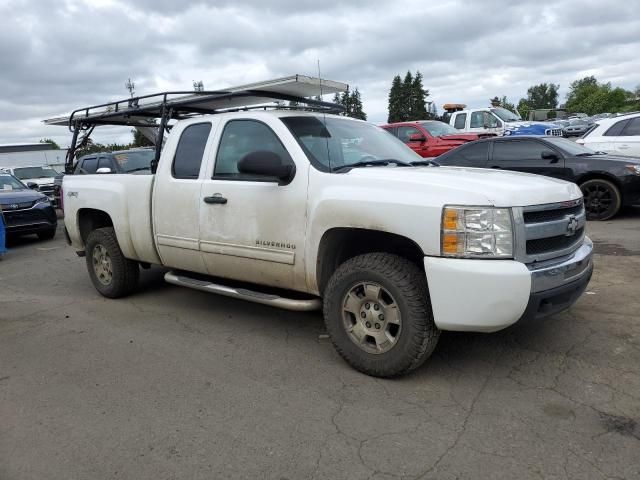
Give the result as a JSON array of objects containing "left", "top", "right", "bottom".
[{"left": 317, "top": 59, "right": 332, "bottom": 170}]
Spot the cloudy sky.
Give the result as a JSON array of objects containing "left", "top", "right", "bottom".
[{"left": 1, "top": 0, "right": 639, "bottom": 147}]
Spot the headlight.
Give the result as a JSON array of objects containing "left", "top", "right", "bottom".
[
  {"left": 35, "top": 196, "right": 50, "bottom": 205},
  {"left": 441, "top": 206, "right": 513, "bottom": 258},
  {"left": 626, "top": 165, "right": 640, "bottom": 175}
]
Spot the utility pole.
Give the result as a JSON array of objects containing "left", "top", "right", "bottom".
[{"left": 125, "top": 78, "right": 135, "bottom": 98}]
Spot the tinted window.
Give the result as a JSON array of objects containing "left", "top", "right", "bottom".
[
  {"left": 604, "top": 119, "right": 629, "bottom": 136},
  {"left": 397, "top": 126, "right": 422, "bottom": 143},
  {"left": 622, "top": 117, "right": 640, "bottom": 136},
  {"left": 172, "top": 123, "right": 212, "bottom": 179},
  {"left": 439, "top": 142, "right": 489, "bottom": 167},
  {"left": 382, "top": 127, "right": 397, "bottom": 137},
  {"left": 98, "top": 157, "right": 113, "bottom": 170},
  {"left": 81, "top": 158, "right": 98, "bottom": 174},
  {"left": 112, "top": 150, "right": 154, "bottom": 173},
  {"left": 454, "top": 113, "right": 467, "bottom": 129},
  {"left": 493, "top": 140, "right": 549, "bottom": 162},
  {"left": 214, "top": 120, "right": 291, "bottom": 180}
]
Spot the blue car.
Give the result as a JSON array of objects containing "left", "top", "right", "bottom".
[{"left": 0, "top": 173, "right": 57, "bottom": 240}]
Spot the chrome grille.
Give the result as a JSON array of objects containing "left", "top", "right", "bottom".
[
  {"left": 1, "top": 200, "right": 36, "bottom": 210},
  {"left": 514, "top": 199, "right": 586, "bottom": 264},
  {"left": 545, "top": 128, "right": 563, "bottom": 136}
]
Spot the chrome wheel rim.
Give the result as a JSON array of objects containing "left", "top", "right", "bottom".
[
  {"left": 92, "top": 244, "right": 113, "bottom": 286},
  {"left": 341, "top": 282, "right": 401, "bottom": 354}
]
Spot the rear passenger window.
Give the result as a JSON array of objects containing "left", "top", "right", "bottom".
[
  {"left": 604, "top": 119, "right": 629, "bottom": 136},
  {"left": 622, "top": 118, "right": 640, "bottom": 136},
  {"left": 81, "top": 158, "right": 98, "bottom": 174},
  {"left": 454, "top": 113, "right": 467, "bottom": 130},
  {"left": 172, "top": 123, "right": 212, "bottom": 179}
]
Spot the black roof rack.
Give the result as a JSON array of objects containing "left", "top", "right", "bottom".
[{"left": 43, "top": 75, "right": 349, "bottom": 173}]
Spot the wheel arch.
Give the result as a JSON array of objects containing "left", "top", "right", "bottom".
[
  {"left": 315, "top": 227, "right": 425, "bottom": 296},
  {"left": 77, "top": 208, "right": 114, "bottom": 245}
]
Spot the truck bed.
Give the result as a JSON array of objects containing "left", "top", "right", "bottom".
[{"left": 63, "top": 174, "right": 161, "bottom": 265}]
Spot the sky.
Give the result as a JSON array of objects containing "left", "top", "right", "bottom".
[{"left": 1, "top": 0, "right": 639, "bottom": 148}]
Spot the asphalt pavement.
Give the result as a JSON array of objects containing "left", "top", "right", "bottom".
[{"left": 1, "top": 209, "right": 639, "bottom": 480}]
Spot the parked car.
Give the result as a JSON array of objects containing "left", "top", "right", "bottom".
[
  {"left": 380, "top": 121, "right": 481, "bottom": 157},
  {"left": 563, "top": 119, "right": 592, "bottom": 137},
  {"left": 0, "top": 173, "right": 57, "bottom": 239},
  {"left": 0, "top": 165, "right": 59, "bottom": 205},
  {"left": 448, "top": 107, "right": 563, "bottom": 137},
  {"left": 434, "top": 135, "right": 640, "bottom": 220},
  {"left": 74, "top": 148, "right": 155, "bottom": 175},
  {"left": 576, "top": 112, "right": 640, "bottom": 157}
]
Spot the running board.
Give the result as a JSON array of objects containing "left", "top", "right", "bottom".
[{"left": 164, "top": 271, "right": 321, "bottom": 312}]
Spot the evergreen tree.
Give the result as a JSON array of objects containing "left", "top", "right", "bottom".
[
  {"left": 387, "top": 75, "right": 403, "bottom": 122},
  {"left": 349, "top": 88, "right": 366, "bottom": 120},
  {"left": 410, "top": 71, "right": 428, "bottom": 120},
  {"left": 401, "top": 71, "right": 414, "bottom": 121}
]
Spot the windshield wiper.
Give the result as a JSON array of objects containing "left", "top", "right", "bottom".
[
  {"left": 331, "top": 159, "right": 413, "bottom": 172},
  {"left": 575, "top": 153, "right": 595, "bottom": 157}
]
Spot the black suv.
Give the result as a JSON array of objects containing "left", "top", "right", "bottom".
[{"left": 0, "top": 173, "right": 57, "bottom": 240}]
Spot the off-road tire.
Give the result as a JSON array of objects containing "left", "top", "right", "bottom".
[
  {"left": 580, "top": 178, "right": 622, "bottom": 221},
  {"left": 323, "top": 253, "right": 440, "bottom": 378},
  {"left": 85, "top": 227, "right": 139, "bottom": 298},
  {"left": 37, "top": 227, "right": 57, "bottom": 240}
]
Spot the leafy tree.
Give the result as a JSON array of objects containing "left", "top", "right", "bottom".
[
  {"left": 565, "top": 76, "right": 632, "bottom": 115},
  {"left": 387, "top": 75, "right": 404, "bottom": 123},
  {"left": 516, "top": 98, "right": 531, "bottom": 120},
  {"left": 491, "top": 96, "right": 516, "bottom": 113},
  {"left": 39, "top": 138, "right": 60, "bottom": 149},
  {"left": 526, "top": 83, "right": 559, "bottom": 109}
]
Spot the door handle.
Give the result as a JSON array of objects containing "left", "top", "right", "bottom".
[{"left": 204, "top": 194, "right": 227, "bottom": 204}]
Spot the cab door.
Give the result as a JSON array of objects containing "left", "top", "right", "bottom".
[
  {"left": 198, "top": 116, "right": 309, "bottom": 291},
  {"left": 152, "top": 119, "right": 218, "bottom": 274}
]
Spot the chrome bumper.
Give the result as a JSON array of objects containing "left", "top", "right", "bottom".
[{"left": 528, "top": 236, "right": 593, "bottom": 293}]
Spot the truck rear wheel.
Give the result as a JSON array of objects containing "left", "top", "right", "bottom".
[
  {"left": 85, "top": 227, "right": 139, "bottom": 298},
  {"left": 323, "top": 253, "right": 439, "bottom": 378}
]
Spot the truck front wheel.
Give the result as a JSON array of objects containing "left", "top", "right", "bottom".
[
  {"left": 323, "top": 253, "right": 439, "bottom": 378},
  {"left": 85, "top": 227, "right": 139, "bottom": 298}
]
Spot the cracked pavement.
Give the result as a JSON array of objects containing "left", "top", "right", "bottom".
[{"left": 1, "top": 208, "right": 639, "bottom": 480}]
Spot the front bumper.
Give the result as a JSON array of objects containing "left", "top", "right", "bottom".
[{"left": 424, "top": 237, "right": 594, "bottom": 332}]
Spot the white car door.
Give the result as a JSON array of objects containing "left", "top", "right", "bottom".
[
  {"left": 614, "top": 117, "right": 640, "bottom": 157},
  {"left": 198, "top": 115, "right": 309, "bottom": 291},
  {"left": 152, "top": 119, "right": 219, "bottom": 274}
]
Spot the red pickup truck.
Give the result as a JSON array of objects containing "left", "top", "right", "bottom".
[{"left": 381, "top": 120, "right": 482, "bottom": 157}]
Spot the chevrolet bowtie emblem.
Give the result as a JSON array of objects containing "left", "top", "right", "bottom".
[{"left": 566, "top": 215, "right": 579, "bottom": 236}]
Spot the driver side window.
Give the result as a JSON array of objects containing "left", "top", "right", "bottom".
[{"left": 214, "top": 120, "right": 292, "bottom": 180}]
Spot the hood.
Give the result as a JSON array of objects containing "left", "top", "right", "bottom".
[
  {"left": 345, "top": 166, "right": 582, "bottom": 207},
  {"left": 0, "top": 188, "right": 46, "bottom": 205},
  {"left": 503, "top": 121, "right": 561, "bottom": 136},
  {"left": 18, "top": 177, "right": 55, "bottom": 185},
  {"left": 571, "top": 153, "right": 640, "bottom": 165}
]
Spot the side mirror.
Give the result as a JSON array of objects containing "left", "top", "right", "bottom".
[
  {"left": 96, "top": 167, "right": 113, "bottom": 174},
  {"left": 27, "top": 182, "right": 39, "bottom": 190},
  {"left": 237, "top": 151, "right": 295, "bottom": 185},
  {"left": 408, "top": 133, "right": 427, "bottom": 143},
  {"left": 541, "top": 151, "right": 559, "bottom": 162}
]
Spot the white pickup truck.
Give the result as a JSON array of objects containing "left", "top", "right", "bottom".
[
  {"left": 449, "top": 107, "right": 563, "bottom": 137},
  {"left": 53, "top": 77, "right": 593, "bottom": 377}
]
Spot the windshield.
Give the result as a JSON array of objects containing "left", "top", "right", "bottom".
[
  {"left": 281, "top": 116, "right": 421, "bottom": 171},
  {"left": 420, "top": 121, "right": 459, "bottom": 137},
  {"left": 13, "top": 166, "right": 59, "bottom": 179},
  {"left": 0, "top": 174, "right": 26, "bottom": 191},
  {"left": 490, "top": 107, "right": 521, "bottom": 122},
  {"left": 544, "top": 137, "right": 597, "bottom": 155},
  {"left": 112, "top": 150, "right": 154, "bottom": 172}
]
